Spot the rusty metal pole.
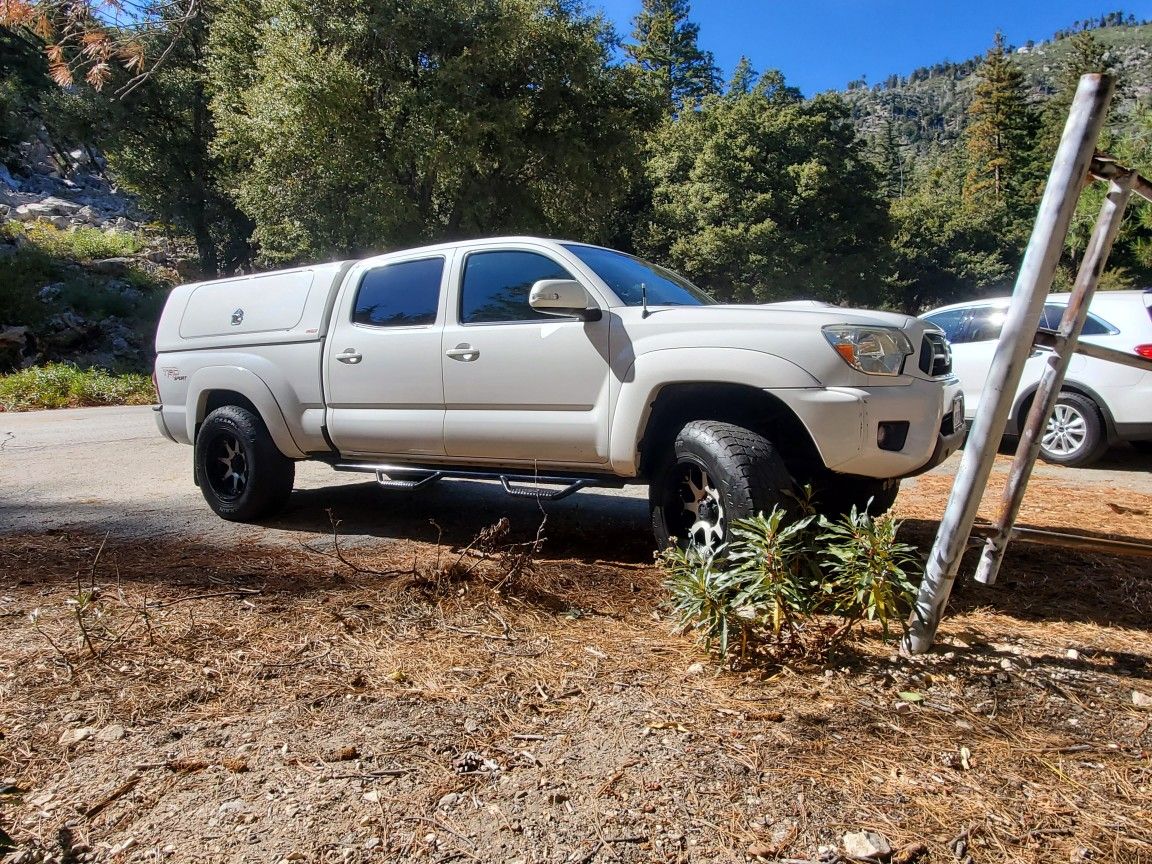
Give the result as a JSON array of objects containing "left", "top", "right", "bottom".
[
  {"left": 904, "top": 74, "right": 1115, "bottom": 655},
  {"left": 974, "top": 168, "right": 1136, "bottom": 586}
]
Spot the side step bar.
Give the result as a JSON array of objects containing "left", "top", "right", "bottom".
[{"left": 331, "top": 462, "right": 602, "bottom": 502}]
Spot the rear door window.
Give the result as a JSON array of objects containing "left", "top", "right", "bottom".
[
  {"left": 1041, "top": 303, "right": 1116, "bottom": 335},
  {"left": 353, "top": 257, "right": 444, "bottom": 327}
]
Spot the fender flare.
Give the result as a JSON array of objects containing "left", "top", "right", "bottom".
[
  {"left": 185, "top": 366, "right": 306, "bottom": 458},
  {"left": 609, "top": 347, "right": 822, "bottom": 475}
]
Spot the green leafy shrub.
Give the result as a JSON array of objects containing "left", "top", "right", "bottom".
[
  {"left": 0, "top": 363, "right": 153, "bottom": 411},
  {"left": 661, "top": 505, "right": 921, "bottom": 666},
  {"left": 11, "top": 222, "right": 141, "bottom": 261},
  {"left": 817, "top": 507, "right": 921, "bottom": 639}
]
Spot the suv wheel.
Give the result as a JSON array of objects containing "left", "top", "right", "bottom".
[
  {"left": 195, "top": 405, "right": 295, "bottom": 521},
  {"left": 1038, "top": 392, "right": 1108, "bottom": 467},
  {"left": 650, "top": 420, "right": 794, "bottom": 552}
]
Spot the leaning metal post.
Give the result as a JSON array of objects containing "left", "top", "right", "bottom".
[
  {"left": 903, "top": 74, "right": 1115, "bottom": 655},
  {"left": 974, "top": 167, "right": 1136, "bottom": 586}
]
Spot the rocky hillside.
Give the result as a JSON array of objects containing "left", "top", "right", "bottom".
[
  {"left": 0, "top": 133, "right": 195, "bottom": 374},
  {"left": 843, "top": 22, "right": 1152, "bottom": 150}
]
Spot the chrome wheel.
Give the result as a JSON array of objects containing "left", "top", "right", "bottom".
[
  {"left": 207, "top": 433, "right": 248, "bottom": 499},
  {"left": 675, "top": 462, "right": 725, "bottom": 551},
  {"left": 1042, "top": 403, "right": 1088, "bottom": 457}
]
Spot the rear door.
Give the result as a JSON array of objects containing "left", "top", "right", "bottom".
[
  {"left": 325, "top": 254, "right": 450, "bottom": 457},
  {"left": 440, "top": 245, "right": 613, "bottom": 464}
]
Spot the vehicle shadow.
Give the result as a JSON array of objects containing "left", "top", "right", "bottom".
[
  {"left": 898, "top": 518, "right": 1152, "bottom": 634},
  {"left": 997, "top": 438, "right": 1152, "bottom": 474},
  {"left": 266, "top": 479, "right": 656, "bottom": 565}
]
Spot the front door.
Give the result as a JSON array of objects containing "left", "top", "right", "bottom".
[
  {"left": 441, "top": 247, "right": 612, "bottom": 465},
  {"left": 325, "top": 255, "right": 448, "bottom": 457}
]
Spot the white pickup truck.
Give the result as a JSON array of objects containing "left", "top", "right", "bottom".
[{"left": 153, "top": 237, "right": 964, "bottom": 549}]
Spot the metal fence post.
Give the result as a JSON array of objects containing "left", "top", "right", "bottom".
[
  {"left": 974, "top": 168, "right": 1136, "bottom": 586},
  {"left": 904, "top": 74, "right": 1115, "bottom": 655}
]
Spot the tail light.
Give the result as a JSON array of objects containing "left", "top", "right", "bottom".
[{"left": 1136, "top": 344, "right": 1152, "bottom": 360}]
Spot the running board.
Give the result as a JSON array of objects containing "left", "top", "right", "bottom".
[{"left": 331, "top": 462, "right": 600, "bottom": 501}]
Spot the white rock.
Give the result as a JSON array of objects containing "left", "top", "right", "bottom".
[
  {"left": 686, "top": 662, "right": 706, "bottom": 676},
  {"left": 437, "top": 792, "right": 460, "bottom": 810},
  {"left": 1133, "top": 690, "right": 1152, "bottom": 708},
  {"left": 842, "top": 829, "right": 891, "bottom": 860},
  {"left": 362, "top": 790, "right": 381, "bottom": 803},
  {"left": 58, "top": 727, "right": 95, "bottom": 746},
  {"left": 218, "top": 799, "right": 245, "bottom": 814},
  {"left": 40, "top": 196, "right": 81, "bottom": 215},
  {"left": 95, "top": 724, "right": 126, "bottom": 742},
  {"left": 108, "top": 838, "right": 136, "bottom": 856}
]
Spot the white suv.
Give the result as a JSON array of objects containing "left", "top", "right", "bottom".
[{"left": 921, "top": 289, "right": 1152, "bottom": 466}]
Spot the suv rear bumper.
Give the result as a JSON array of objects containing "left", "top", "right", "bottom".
[{"left": 771, "top": 377, "right": 965, "bottom": 479}]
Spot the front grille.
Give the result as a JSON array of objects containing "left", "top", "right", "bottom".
[{"left": 919, "top": 331, "right": 952, "bottom": 377}]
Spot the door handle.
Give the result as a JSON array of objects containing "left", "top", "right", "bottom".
[
  {"left": 336, "top": 349, "right": 363, "bottom": 364},
  {"left": 445, "top": 344, "right": 480, "bottom": 361}
]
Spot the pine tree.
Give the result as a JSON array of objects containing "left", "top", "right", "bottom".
[
  {"left": 625, "top": 0, "right": 718, "bottom": 116},
  {"left": 962, "top": 32, "right": 1034, "bottom": 209},
  {"left": 874, "top": 96, "right": 907, "bottom": 199},
  {"left": 1035, "top": 30, "right": 1112, "bottom": 163},
  {"left": 725, "top": 56, "right": 757, "bottom": 96}
]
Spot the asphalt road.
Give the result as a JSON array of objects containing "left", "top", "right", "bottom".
[{"left": 2, "top": 405, "right": 1149, "bottom": 555}]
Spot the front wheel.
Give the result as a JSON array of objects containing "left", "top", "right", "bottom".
[
  {"left": 1038, "top": 392, "right": 1107, "bottom": 467},
  {"left": 649, "top": 420, "right": 794, "bottom": 553},
  {"left": 195, "top": 405, "right": 295, "bottom": 521}
]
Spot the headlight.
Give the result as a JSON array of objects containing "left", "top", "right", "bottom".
[{"left": 822, "top": 325, "right": 913, "bottom": 376}]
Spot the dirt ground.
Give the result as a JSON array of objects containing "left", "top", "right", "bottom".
[{"left": 2, "top": 467, "right": 1151, "bottom": 864}]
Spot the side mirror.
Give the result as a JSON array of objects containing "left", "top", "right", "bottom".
[{"left": 529, "top": 279, "right": 601, "bottom": 321}]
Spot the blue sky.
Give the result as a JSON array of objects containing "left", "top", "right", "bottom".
[{"left": 592, "top": 1, "right": 1152, "bottom": 95}]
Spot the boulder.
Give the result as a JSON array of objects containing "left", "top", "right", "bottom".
[
  {"left": 40, "top": 195, "right": 82, "bottom": 215},
  {"left": 91, "top": 257, "right": 136, "bottom": 277},
  {"left": 0, "top": 326, "right": 29, "bottom": 349},
  {"left": 0, "top": 163, "right": 21, "bottom": 191},
  {"left": 37, "top": 283, "right": 64, "bottom": 303}
]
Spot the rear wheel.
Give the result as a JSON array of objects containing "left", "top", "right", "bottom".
[
  {"left": 195, "top": 405, "right": 295, "bottom": 521},
  {"left": 650, "top": 420, "right": 794, "bottom": 553},
  {"left": 1038, "top": 392, "right": 1108, "bottom": 467}
]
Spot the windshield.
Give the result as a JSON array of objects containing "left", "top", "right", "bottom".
[{"left": 562, "top": 244, "right": 717, "bottom": 307}]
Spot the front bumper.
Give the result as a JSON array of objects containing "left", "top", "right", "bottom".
[{"left": 771, "top": 377, "right": 965, "bottom": 479}]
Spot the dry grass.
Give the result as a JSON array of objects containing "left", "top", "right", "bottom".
[{"left": 1, "top": 473, "right": 1150, "bottom": 863}]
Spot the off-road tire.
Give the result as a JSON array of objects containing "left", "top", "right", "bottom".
[
  {"left": 1038, "top": 392, "right": 1108, "bottom": 468},
  {"left": 195, "top": 405, "right": 295, "bottom": 521},
  {"left": 650, "top": 420, "right": 794, "bottom": 551}
]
